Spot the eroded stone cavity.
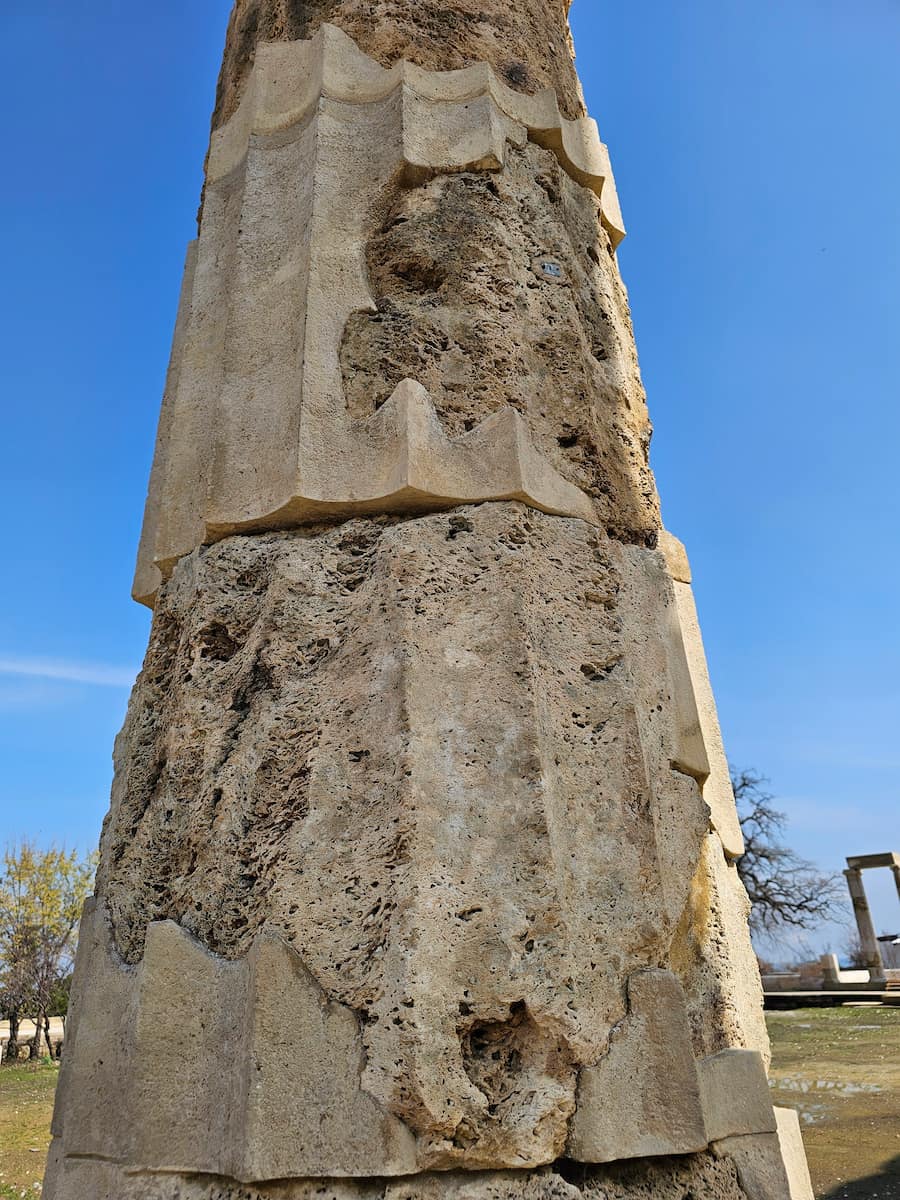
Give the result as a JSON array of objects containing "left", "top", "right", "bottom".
[
  {"left": 103, "top": 505, "right": 709, "bottom": 1168},
  {"left": 341, "top": 144, "right": 651, "bottom": 536}
]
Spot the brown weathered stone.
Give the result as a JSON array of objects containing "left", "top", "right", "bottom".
[
  {"left": 102, "top": 505, "right": 709, "bottom": 1170},
  {"left": 213, "top": 0, "right": 586, "bottom": 133},
  {"left": 47, "top": 0, "right": 812, "bottom": 1193},
  {"left": 46, "top": 1152, "right": 753, "bottom": 1200}
]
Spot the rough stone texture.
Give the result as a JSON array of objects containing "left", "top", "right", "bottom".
[
  {"left": 135, "top": 27, "right": 645, "bottom": 604},
  {"left": 244, "top": 933, "right": 418, "bottom": 1177},
  {"left": 712, "top": 1133, "right": 792, "bottom": 1200},
  {"left": 670, "top": 833, "right": 772, "bottom": 1069},
  {"left": 340, "top": 142, "right": 650, "bottom": 530},
  {"left": 697, "top": 1049, "right": 777, "bottom": 1143},
  {"left": 102, "top": 504, "right": 709, "bottom": 1170},
  {"left": 49, "top": 905, "right": 418, "bottom": 1182},
  {"left": 213, "top": 0, "right": 586, "bottom": 133},
  {"left": 48, "top": 0, "right": 814, "bottom": 1192},
  {"left": 44, "top": 1153, "right": 752, "bottom": 1200},
  {"left": 568, "top": 969, "right": 707, "bottom": 1162}
]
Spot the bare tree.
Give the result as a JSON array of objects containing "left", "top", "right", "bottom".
[
  {"left": 731, "top": 767, "right": 844, "bottom": 934},
  {"left": 842, "top": 929, "right": 869, "bottom": 970}
]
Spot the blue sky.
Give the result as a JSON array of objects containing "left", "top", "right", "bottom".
[{"left": 0, "top": 2, "right": 897, "bottom": 958}]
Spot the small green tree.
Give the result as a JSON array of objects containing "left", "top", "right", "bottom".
[{"left": 0, "top": 843, "right": 95, "bottom": 1060}]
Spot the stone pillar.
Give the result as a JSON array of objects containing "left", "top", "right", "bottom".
[
  {"left": 45, "top": 3, "right": 811, "bottom": 1198},
  {"left": 844, "top": 868, "right": 885, "bottom": 977}
]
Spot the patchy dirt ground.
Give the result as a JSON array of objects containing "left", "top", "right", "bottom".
[
  {"left": 0, "top": 1011, "right": 897, "bottom": 1196},
  {"left": 0, "top": 1060, "right": 57, "bottom": 1198},
  {"left": 767, "top": 1006, "right": 900, "bottom": 1199}
]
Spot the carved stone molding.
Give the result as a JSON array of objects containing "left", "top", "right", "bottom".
[
  {"left": 208, "top": 23, "right": 625, "bottom": 239},
  {"left": 134, "top": 25, "right": 628, "bottom": 606}
]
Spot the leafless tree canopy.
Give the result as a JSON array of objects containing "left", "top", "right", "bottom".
[{"left": 732, "top": 767, "right": 844, "bottom": 934}]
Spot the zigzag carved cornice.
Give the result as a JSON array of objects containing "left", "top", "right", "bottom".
[{"left": 207, "top": 22, "right": 625, "bottom": 246}]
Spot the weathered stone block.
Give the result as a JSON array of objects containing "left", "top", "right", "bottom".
[
  {"left": 567, "top": 970, "right": 707, "bottom": 1162},
  {"left": 132, "top": 921, "right": 248, "bottom": 1175},
  {"left": 774, "top": 1108, "right": 815, "bottom": 1200},
  {"left": 698, "top": 1049, "right": 777, "bottom": 1142},
  {"left": 713, "top": 1132, "right": 793, "bottom": 1200},
  {"left": 101, "top": 507, "right": 710, "bottom": 1172},
  {"left": 51, "top": 900, "right": 137, "bottom": 1163},
  {"left": 133, "top": 26, "right": 648, "bottom": 606},
  {"left": 670, "top": 833, "right": 771, "bottom": 1067},
  {"left": 659, "top": 531, "right": 744, "bottom": 858},
  {"left": 44, "top": 1153, "right": 754, "bottom": 1200},
  {"left": 243, "top": 934, "right": 418, "bottom": 1178}
]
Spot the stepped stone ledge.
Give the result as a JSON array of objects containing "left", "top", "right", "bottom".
[
  {"left": 207, "top": 23, "right": 625, "bottom": 240},
  {"left": 48, "top": 900, "right": 787, "bottom": 1189},
  {"left": 134, "top": 26, "right": 638, "bottom": 608}
]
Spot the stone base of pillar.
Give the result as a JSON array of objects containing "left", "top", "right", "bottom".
[{"left": 43, "top": 1150, "right": 780, "bottom": 1200}]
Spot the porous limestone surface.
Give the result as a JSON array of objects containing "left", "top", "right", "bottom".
[
  {"left": 98, "top": 504, "right": 709, "bottom": 1170},
  {"left": 340, "top": 142, "right": 649, "bottom": 526},
  {"left": 670, "top": 833, "right": 771, "bottom": 1069},
  {"left": 136, "top": 79, "right": 650, "bottom": 603},
  {"left": 44, "top": 1153, "right": 752, "bottom": 1200},
  {"left": 52, "top": 904, "right": 788, "bottom": 1185},
  {"left": 213, "top": 0, "right": 585, "bottom": 133}
]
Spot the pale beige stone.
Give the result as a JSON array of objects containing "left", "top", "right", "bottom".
[
  {"left": 214, "top": 0, "right": 589, "bottom": 134},
  {"left": 659, "top": 577, "right": 710, "bottom": 784},
  {"left": 567, "top": 969, "right": 707, "bottom": 1163},
  {"left": 132, "top": 921, "right": 247, "bottom": 1176},
  {"left": 243, "top": 934, "right": 418, "bottom": 1178},
  {"left": 51, "top": 900, "right": 137, "bottom": 1163},
  {"left": 54, "top": 906, "right": 418, "bottom": 1182},
  {"left": 697, "top": 1049, "right": 777, "bottom": 1142},
  {"left": 713, "top": 1133, "right": 792, "bottom": 1200},
  {"left": 658, "top": 528, "right": 691, "bottom": 584},
  {"left": 774, "top": 1108, "right": 815, "bottom": 1200},
  {"left": 207, "top": 24, "right": 624, "bottom": 238},
  {"left": 659, "top": 532, "right": 744, "bottom": 857},
  {"left": 670, "top": 833, "right": 771, "bottom": 1068}
]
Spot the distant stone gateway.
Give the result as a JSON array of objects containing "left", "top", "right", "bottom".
[{"left": 46, "top": 3, "right": 814, "bottom": 1198}]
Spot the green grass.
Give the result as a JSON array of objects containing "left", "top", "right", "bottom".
[
  {"left": 766, "top": 1006, "right": 900, "bottom": 1199},
  {"left": 0, "top": 1060, "right": 58, "bottom": 1197}
]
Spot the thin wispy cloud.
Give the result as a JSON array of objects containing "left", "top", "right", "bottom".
[{"left": 0, "top": 655, "right": 138, "bottom": 688}]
